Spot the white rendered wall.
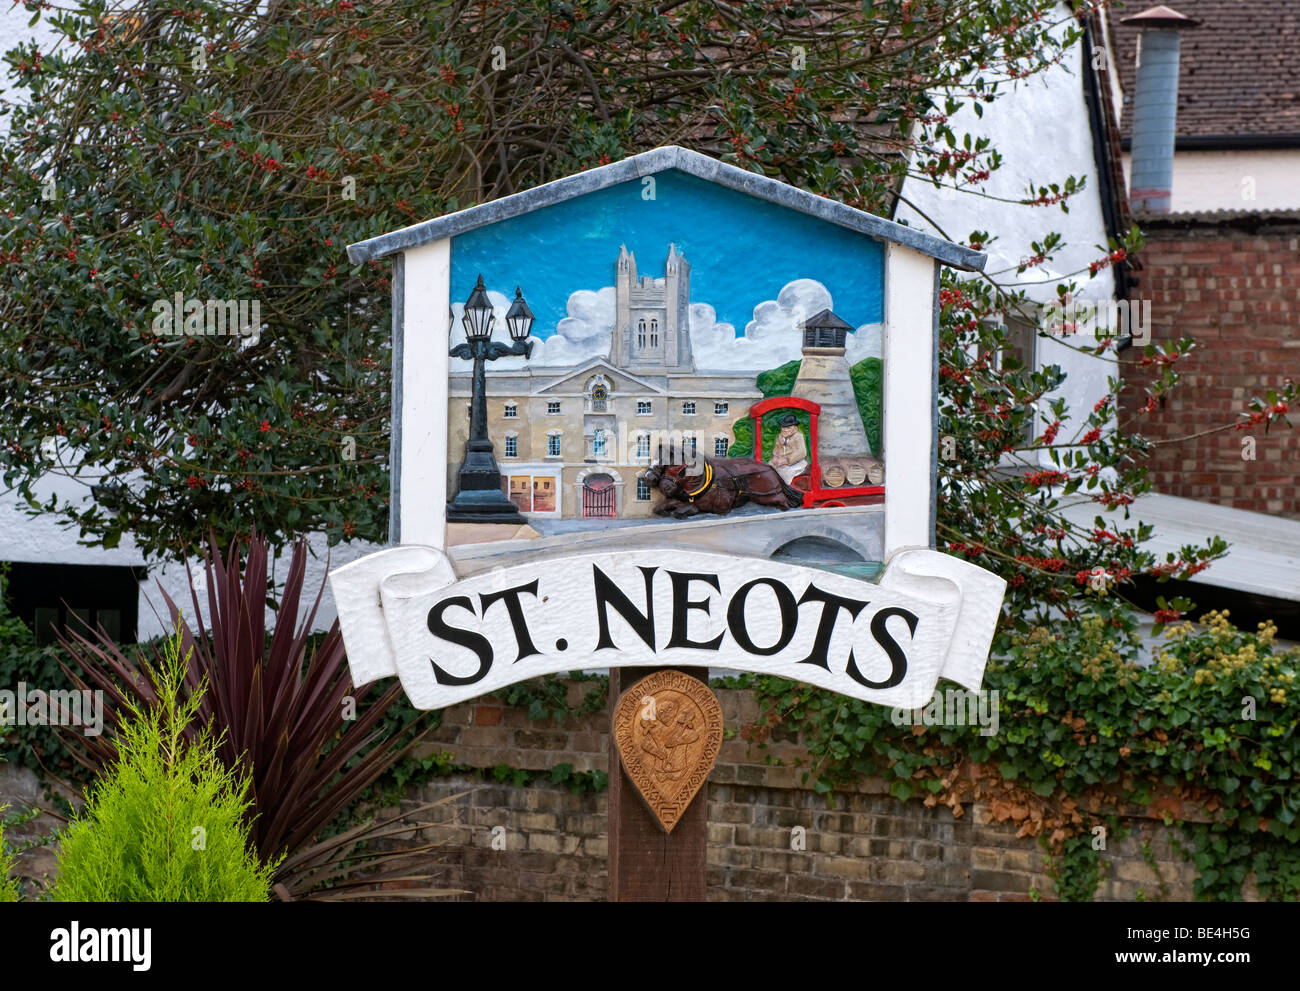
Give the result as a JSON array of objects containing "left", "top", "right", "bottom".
[
  {"left": 894, "top": 3, "right": 1118, "bottom": 465},
  {"left": 0, "top": 6, "right": 59, "bottom": 140},
  {"left": 0, "top": 470, "right": 378, "bottom": 639},
  {"left": 1121, "top": 149, "right": 1300, "bottom": 213}
]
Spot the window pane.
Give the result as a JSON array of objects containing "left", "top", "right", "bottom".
[
  {"left": 96, "top": 609, "right": 122, "bottom": 642},
  {"left": 34, "top": 606, "right": 59, "bottom": 648}
]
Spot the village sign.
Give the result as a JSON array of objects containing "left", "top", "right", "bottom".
[{"left": 330, "top": 146, "right": 1004, "bottom": 717}]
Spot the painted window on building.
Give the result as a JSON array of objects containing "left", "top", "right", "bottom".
[
  {"left": 635, "top": 433, "right": 650, "bottom": 458},
  {"left": 714, "top": 401, "right": 728, "bottom": 415},
  {"left": 714, "top": 436, "right": 729, "bottom": 456},
  {"left": 547, "top": 433, "right": 561, "bottom": 457},
  {"left": 504, "top": 435, "right": 517, "bottom": 458},
  {"left": 547, "top": 401, "right": 561, "bottom": 415},
  {"left": 682, "top": 400, "right": 696, "bottom": 415},
  {"left": 592, "top": 430, "right": 607, "bottom": 457},
  {"left": 504, "top": 402, "right": 517, "bottom": 418},
  {"left": 637, "top": 477, "right": 651, "bottom": 501},
  {"left": 637, "top": 400, "right": 652, "bottom": 415}
]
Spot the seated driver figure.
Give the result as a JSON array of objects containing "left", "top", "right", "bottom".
[{"left": 769, "top": 414, "right": 808, "bottom": 484}]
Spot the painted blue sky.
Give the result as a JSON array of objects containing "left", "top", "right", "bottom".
[{"left": 450, "top": 170, "right": 885, "bottom": 336}]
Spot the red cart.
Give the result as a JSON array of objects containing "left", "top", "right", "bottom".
[{"left": 746, "top": 395, "right": 884, "bottom": 508}]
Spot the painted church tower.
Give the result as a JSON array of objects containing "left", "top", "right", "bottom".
[{"left": 611, "top": 244, "right": 695, "bottom": 373}]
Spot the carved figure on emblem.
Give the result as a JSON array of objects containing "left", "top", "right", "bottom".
[{"left": 639, "top": 695, "right": 700, "bottom": 782}]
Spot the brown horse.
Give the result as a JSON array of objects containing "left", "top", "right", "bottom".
[{"left": 643, "top": 457, "right": 804, "bottom": 518}]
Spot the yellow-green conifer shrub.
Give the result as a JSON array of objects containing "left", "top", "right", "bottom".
[
  {"left": 52, "top": 626, "right": 279, "bottom": 901},
  {"left": 0, "top": 805, "right": 20, "bottom": 902}
]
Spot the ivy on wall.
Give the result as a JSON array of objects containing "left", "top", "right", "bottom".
[{"left": 744, "top": 603, "right": 1299, "bottom": 901}]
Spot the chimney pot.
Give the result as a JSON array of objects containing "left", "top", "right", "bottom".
[{"left": 1125, "top": 6, "right": 1200, "bottom": 215}]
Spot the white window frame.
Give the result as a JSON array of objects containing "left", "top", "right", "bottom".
[{"left": 547, "top": 401, "right": 562, "bottom": 415}]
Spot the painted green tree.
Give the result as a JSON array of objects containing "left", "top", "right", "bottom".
[{"left": 728, "top": 356, "right": 881, "bottom": 459}]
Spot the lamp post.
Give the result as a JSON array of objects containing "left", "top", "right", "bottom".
[{"left": 447, "top": 276, "right": 535, "bottom": 524}]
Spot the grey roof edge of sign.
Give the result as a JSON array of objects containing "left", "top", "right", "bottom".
[{"left": 345, "top": 146, "right": 987, "bottom": 272}]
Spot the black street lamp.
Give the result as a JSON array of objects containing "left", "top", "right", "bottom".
[{"left": 447, "top": 276, "right": 535, "bottom": 524}]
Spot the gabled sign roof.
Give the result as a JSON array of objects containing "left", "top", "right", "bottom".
[{"left": 347, "top": 145, "right": 986, "bottom": 272}]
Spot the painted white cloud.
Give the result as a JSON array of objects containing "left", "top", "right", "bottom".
[
  {"left": 450, "top": 287, "right": 615, "bottom": 371},
  {"left": 450, "top": 280, "right": 881, "bottom": 373},
  {"left": 845, "top": 322, "right": 882, "bottom": 364},
  {"left": 695, "top": 278, "right": 881, "bottom": 369}
]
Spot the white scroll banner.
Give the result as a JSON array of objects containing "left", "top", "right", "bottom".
[{"left": 328, "top": 547, "right": 1006, "bottom": 711}]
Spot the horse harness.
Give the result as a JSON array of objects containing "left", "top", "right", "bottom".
[{"left": 680, "top": 462, "right": 715, "bottom": 502}]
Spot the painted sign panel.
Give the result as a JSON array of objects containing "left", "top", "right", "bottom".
[{"left": 446, "top": 169, "right": 889, "bottom": 566}]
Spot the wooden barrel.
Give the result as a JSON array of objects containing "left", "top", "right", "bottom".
[
  {"left": 866, "top": 459, "right": 884, "bottom": 485},
  {"left": 821, "top": 458, "right": 846, "bottom": 488},
  {"left": 844, "top": 461, "right": 867, "bottom": 486}
]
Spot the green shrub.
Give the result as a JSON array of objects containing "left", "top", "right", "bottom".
[
  {"left": 0, "top": 566, "right": 83, "bottom": 781},
  {"left": 748, "top": 602, "right": 1300, "bottom": 901},
  {"left": 0, "top": 803, "right": 20, "bottom": 903},
  {"left": 52, "top": 624, "right": 278, "bottom": 902}
]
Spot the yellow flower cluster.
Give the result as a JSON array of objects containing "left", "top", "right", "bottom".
[
  {"left": 1160, "top": 611, "right": 1299, "bottom": 693},
  {"left": 1075, "top": 616, "right": 1137, "bottom": 684}
]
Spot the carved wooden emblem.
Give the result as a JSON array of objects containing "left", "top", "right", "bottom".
[{"left": 612, "top": 670, "right": 724, "bottom": 833}]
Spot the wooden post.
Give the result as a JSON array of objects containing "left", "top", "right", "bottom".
[{"left": 607, "top": 666, "right": 709, "bottom": 901}]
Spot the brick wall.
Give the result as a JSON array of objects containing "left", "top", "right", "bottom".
[
  {"left": 1119, "top": 214, "right": 1300, "bottom": 518},
  {"left": 396, "top": 684, "right": 1221, "bottom": 902},
  {"left": 0, "top": 682, "right": 1240, "bottom": 901}
]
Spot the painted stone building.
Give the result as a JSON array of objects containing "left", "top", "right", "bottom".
[{"left": 448, "top": 246, "right": 761, "bottom": 521}]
